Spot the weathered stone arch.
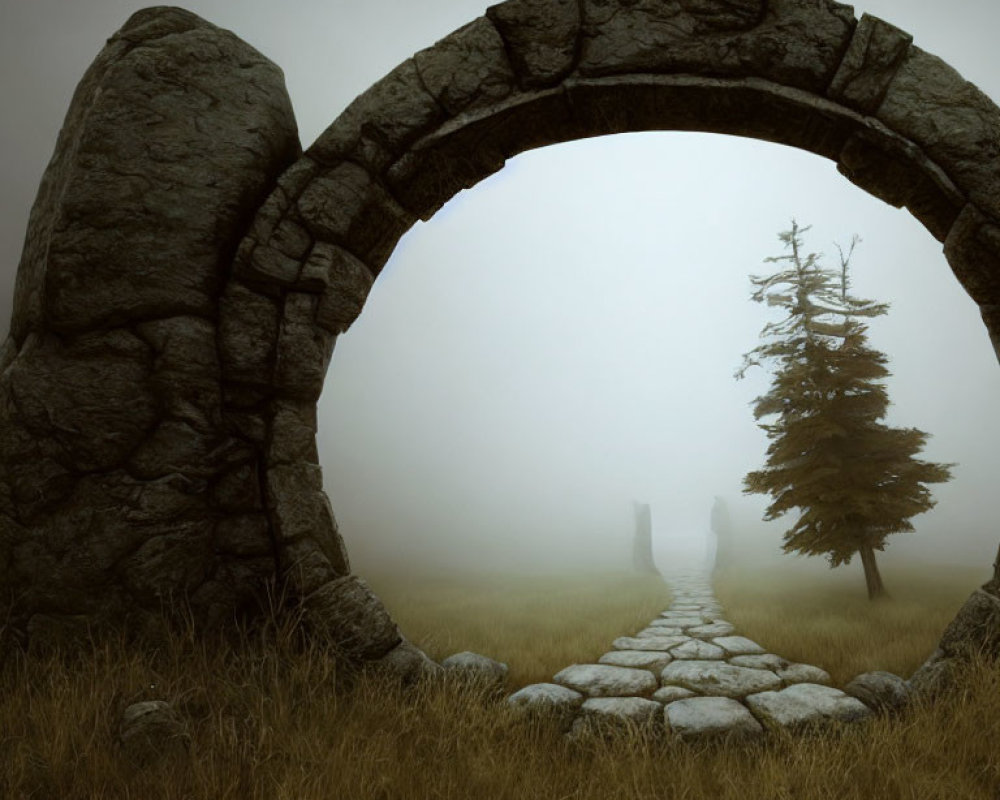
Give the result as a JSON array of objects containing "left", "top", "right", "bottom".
[{"left": 2, "top": 1, "right": 999, "bottom": 685}]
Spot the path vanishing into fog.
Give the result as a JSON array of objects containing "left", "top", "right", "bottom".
[{"left": 507, "top": 569, "right": 876, "bottom": 738}]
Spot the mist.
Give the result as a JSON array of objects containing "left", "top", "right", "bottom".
[{"left": 2, "top": 1, "right": 999, "bottom": 582}]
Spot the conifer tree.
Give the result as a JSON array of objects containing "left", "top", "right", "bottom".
[{"left": 736, "top": 221, "right": 954, "bottom": 599}]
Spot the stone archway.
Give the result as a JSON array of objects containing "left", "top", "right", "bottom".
[{"left": 2, "top": 1, "right": 999, "bottom": 685}]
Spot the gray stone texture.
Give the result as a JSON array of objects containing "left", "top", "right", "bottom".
[
  {"left": 828, "top": 14, "right": 913, "bottom": 114},
  {"left": 4, "top": 0, "right": 1000, "bottom": 677},
  {"left": 487, "top": 0, "right": 580, "bottom": 87},
  {"left": 744, "top": 684, "right": 872, "bottom": 730},
  {"left": 598, "top": 649, "right": 673, "bottom": 671},
  {"left": 844, "top": 670, "right": 911, "bottom": 713},
  {"left": 442, "top": 651, "right": 510, "bottom": 686},
  {"left": 665, "top": 696, "right": 764, "bottom": 740},
  {"left": 661, "top": 660, "right": 783, "bottom": 697},
  {"left": 553, "top": 663, "right": 658, "bottom": 697}
]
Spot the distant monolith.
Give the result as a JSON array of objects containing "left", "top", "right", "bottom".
[
  {"left": 632, "top": 502, "right": 659, "bottom": 575},
  {"left": 711, "top": 497, "right": 735, "bottom": 575}
]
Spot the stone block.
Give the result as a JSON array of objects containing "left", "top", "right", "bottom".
[
  {"left": 213, "top": 514, "right": 272, "bottom": 557},
  {"left": 553, "top": 663, "right": 658, "bottom": 697},
  {"left": 127, "top": 419, "right": 247, "bottom": 481},
  {"left": 218, "top": 281, "right": 280, "bottom": 386},
  {"left": 278, "top": 536, "right": 341, "bottom": 597},
  {"left": 486, "top": 0, "right": 580, "bottom": 87},
  {"left": 944, "top": 205, "right": 1000, "bottom": 306},
  {"left": 844, "top": 670, "right": 910, "bottom": 713},
  {"left": 828, "top": 13, "right": 912, "bottom": 114},
  {"left": 386, "top": 87, "right": 574, "bottom": 219},
  {"left": 573, "top": 696, "right": 663, "bottom": 735},
  {"left": 14, "top": 9, "right": 298, "bottom": 339},
  {"left": 240, "top": 243, "right": 303, "bottom": 287},
  {"left": 414, "top": 17, "right": 516, "bottom": 115},
  {"left": 836, "top": 130, "right": 965, "bottom": 241},
  {"left": 664, "top": 696, "right": 764, "bottom": 739},
  {"left": 297, "top": 162, "right": 416, "bottom": 270},
  {"left": 308, "top": 60, "right": 444, "bottom": 172},
  {"left": 118, "top": 700, "right": 191, "bottom": 767},
  {"left": 7, "top": 330, "right": 158, "bottom": 473},
  {"left": 877, "top": 46, "right": 1000, "bottom": 224},
  {"left": 670, "top": 639, "right": 726, "bottom": 660},
  {"left": 304, "top": 242, "right": 376, "bottom": 334},
  {"left": 211, "top": 461, "right": 262, "bottom": 513},
  {"left": 372, "top": 636, "right": 444, "bottom": 684},
  {"left": 614, "top": 635, "right": 689, "bottom": 651},
  {"left": 268, "top": 397, "right": 319, "bottom": 465},
  {"left": 578, "top": 0, "right": 853, "bottom": 93},
  {"left": 507, "top": 682, "right": 583, "bottom": 726},
  {"left": 744, "top": 683, "right": 872, "bottom": 730},
  {"left": 302, "top": 575, "right": 401, "bottom": 661},
  {"left": 442, "top": 651, "right": 509, "bottom": 686},
  {"left": 936, "top": 587, "right": 1000, "bottom": 660},
  {"left": 266, "top": 463, "right": 350, "bottom": 575},
  {"left": 660, "top": 660, "right": 782, "bottom": 697},
  {"left": 120, "top": 526, "right": 216, "bottom": 608},
  {"left": 598, "top": 650, "right": 673, "bottom": 671},
  {"left": 274, "top": 293, "right": 336, "bottom": 402}
]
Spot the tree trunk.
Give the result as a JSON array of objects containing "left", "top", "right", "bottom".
[{"left": 858, "top": 544, "right": 889, "bottom": 600}]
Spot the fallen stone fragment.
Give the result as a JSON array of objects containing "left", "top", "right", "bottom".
[
  {"left": 118, "top": 700, "right": 191, "bottom": 767},
  {"left": 844, "top": 670, "right": 911, "bottom": 713},
  {"left": 661, "top": 660, "right": 782, "bottom": 697},
  {"left": 554, "top": 663, "right": 657, "bottom": 697},
  {"left": 507, "top": 682, "right": 583, "bottom": 724},
  {"left": 664, "top": 696, "right": 764, "bottom": 739},
  {"left": 745, "top": 683, "right": 872, "bottom": 730},
  {"left": 442, "top": 651, "right": 508, "bottom": 687}
]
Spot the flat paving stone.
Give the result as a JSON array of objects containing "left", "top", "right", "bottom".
[
  {"left": 745, "top": 683, "right": 872, "bottom": 729},
  {"left": 661, "top": 660, "right": 783, "bottom": 697},
  {"left": 657, "top": 616, "right": 713, "bottom": 627},
  {"left": 614, "top": 635, "right": 689, "bottom": 651},
  {"left": 713, "top": 636, "right": 766, "bottom": 656},
  {"left": 647, "top": 618, "right": 688, "bottom": 628},
  {"left": 665, "top": 696, "right": 764, "bottom": 739},
  {"left": 636, "top": 626, "right": 684, "bottom": 638},
  {"left": 554, "top": 664, "right": 657, "bottom": 697},
  {"left": 729, "top": 654, "right": 789, "bottom": 671},
  {"left": 669, "top": 639, "right": 726, "bottom": 660},
  {"left": 579, "top": 696, "right": 663, "bottom": 725},
  {"left": 599, "top": 650, "right": 673, "bottom": 671},
  {"left": 777, "top": 663, "right": 832, "bottom": 685},
  {"left": 687, "top": 622, "right": 736, "bottom": 638},
  {"left": 507, "top": 682, "right": 583, "bottom": 712},
  {"left": 653, "top": 685, "right": 697, "bottom": 703}
]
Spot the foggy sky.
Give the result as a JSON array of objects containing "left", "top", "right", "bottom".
[{"left": 2, "top": 1, "right": 999, "bottom": 581}]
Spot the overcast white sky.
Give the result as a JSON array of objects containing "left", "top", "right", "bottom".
[{"left": 2, "top": 1, "right": 999, "bottom": 582}]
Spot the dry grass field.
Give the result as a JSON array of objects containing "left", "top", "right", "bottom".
[{"left": 1, "top": 562, "right": 998, "bottom": 799}]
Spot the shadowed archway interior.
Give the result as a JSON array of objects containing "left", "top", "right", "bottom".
[{"left": 1, "top": 1, "right": 998, "bottom": 688}]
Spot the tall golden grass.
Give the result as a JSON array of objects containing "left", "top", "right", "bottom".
[{"left": 1, "top": 563, "right": 997, "bottom": 799}]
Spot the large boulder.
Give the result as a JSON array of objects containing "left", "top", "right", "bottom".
[{"left": 0, "top": 6, "right": 300, "bottom": 653}]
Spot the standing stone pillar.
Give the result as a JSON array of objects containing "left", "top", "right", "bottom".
[
  {"left": 632, "top": 502, "right": 659, "bottom": 575},
  {"left": 710, "top": 497, "right": 735, "bottom": 576}
]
